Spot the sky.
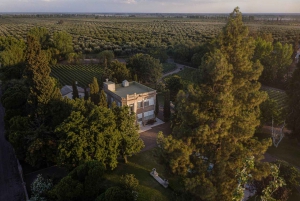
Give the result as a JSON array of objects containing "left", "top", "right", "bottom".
[{"left": 0, "top": 0, "right": 299, "bottom": 13}]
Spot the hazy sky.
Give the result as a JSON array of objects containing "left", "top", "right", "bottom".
[{"left": 0, "top": 0, "right": 298, "bottom": 13}]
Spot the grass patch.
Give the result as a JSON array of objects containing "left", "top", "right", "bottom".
[
  {"left": 163, "top": 67, "right": 197, "bottom": 88},
  {"left": 162, "top": 63, "right": 177, "bottom": 73},
  {"left": 255, "top": 132, "right": 300, "bottom": 168},
  {"left": 103, "top": 148, "right": 181, "bottom": 201}
]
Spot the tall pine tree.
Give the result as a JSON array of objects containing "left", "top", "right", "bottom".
[
  {"left": 23, "top": 35, "right": 61, "bottom": 116},
  {"left": 72, "top": 81, "right": 79, "bottom": 99},
  {"left": 167, "top": 8, "right": 270, "bottom": 201},
  {"left": 99, "top": 89, "right": 107, "bottom": 108},
  {"left": 89, "top": 77, "right": 100, "bottom": 106}
]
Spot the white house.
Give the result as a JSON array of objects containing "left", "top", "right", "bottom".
[{"left": 60, "top": 85, "right": 86, "bottom": 99}]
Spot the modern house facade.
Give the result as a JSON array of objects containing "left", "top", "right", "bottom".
[{"left": 103, "top": 79, "right": 157, "bottom": 125}]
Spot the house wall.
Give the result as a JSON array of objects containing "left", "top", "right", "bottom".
[{"left": 103, "top": 89, "right": 157, "bottom": 125}]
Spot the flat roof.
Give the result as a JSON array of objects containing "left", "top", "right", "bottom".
[{"left": 112, "top": 81, "right": 155, "bottom": 98}]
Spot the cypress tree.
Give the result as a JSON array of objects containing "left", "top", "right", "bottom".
[
  {"left": 154, "top": 95, "right": 159, "bottom": 117},
  {"left": 23, "top": 35, "right": 61, "bottom": 116},
  {"left": 72, "top": 81, "right": 79, "bottom": 99},
  {"left": 84, "top": 87, "right": 89, "bottom": 100},
  {"left": 163, "top": 90, "right": 171, "bottom": 122},
  {"left": 169, "top": 8, "right": 270, "bottom": 200},
  {"left": 89, "top": 77, "right": 100, "bottom": 105},
  {"left": 99, "top": 89, "right": 108, "bottom": 108}
]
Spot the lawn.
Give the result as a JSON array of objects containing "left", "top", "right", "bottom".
[
  {"left": 103, "top": 148, "right": 182, "bottom": 201},
  {"left": 261, "top": 86, "right": 287, "bottom": 109},
  {"left": 163, "top": 67, "right": 197, "bottom": 88}
]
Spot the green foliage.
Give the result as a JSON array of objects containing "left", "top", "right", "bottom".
[
  {"left": 109, "top": 60, "right": 130, "bottom": 83},
  {"left": 255, "top": 36, "right": 293, "bottom": 87},
  {"left": 157, "top": 132, "right": 192, "bottom": 176},
  {"left": 252, "top": 164, "right": 286, "bottom": 201},
  {"left": 127, "top": 53, "right": 162, "bottom": 84},
  {"left": 162, "top": 63, "right": 176, "bottom": 73},
  {"left": 148, "top": 47, "right": 168, "bottom": 63},
  {"left": 30, "top": 174, "right": 53, "bottom": 201},
  {"left": 112, "top": 105, "right": 144, "bottom": 163},
  {"left": 51, "top": 161, "right": 106, "bottom": 201},
  {"left": 28, "top": 27, "right": 51, "bottom": 50},
  {"left": 98, "top": 50, "right": 114, "bottom": 64},
  {"left": 99, "top": 89, "right": 107, "bottom": 108},
  {"left": 72, "top": 81, "right": 79, "bottom": 99},
  {"left": 165, "top": 75, "right": 183, "bottom": 101},
  {"left": 23, "top": 35, "right": 61, "bottom": 116},
  {"left": 97, "top": 186, "right": 134, "bottom": 201},
  {"left": 163, "top": 90, "right": 171, "bottom": 122},
  {"left": 52, "top": 31, "right": 74, "bottom": 59},
  {"left": 170, "top": 8, "right": 271, "bottom": 201},
  {"left": 0, "top": 36, "right": 26, "bottom": 80},
  {"left": 55, "top": 99, "right": 120, "bottom": 169},
  {"left": 51, "top": 176, "right": 84, "bottom": 201},
  {"left": 120, "top": 174, "right": 139, "bottom": 191},
  {"left": 260, "top": 98, "right": 283, "bottom": 126},
  {"left": 89, "top": 77, "right": 100, "bottom": 105},
  {"left": 286, "top": 61, "right": 300, "bottom": 141}
]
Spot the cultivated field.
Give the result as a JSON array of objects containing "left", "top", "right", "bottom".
[
  {"left": 50, "top": 64, "right": 103, "bottom": 87},
  {"left": 0, "top": 16, "right": 299, "bottom": 56}
]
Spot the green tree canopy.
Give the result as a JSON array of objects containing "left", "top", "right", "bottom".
[
  {"left": 169, "top": 7, "right": 271, "bottom": 200},
  {"left": 0, "top": 36, "right": 26, "bottom": 80},
  {"left": 72, "top": 81, "right": 79, "bottom": 99},
  {"left": 52, "top": 31, "right": 74, "bottom": 59},
  {"left": 98, "top": 50, "right": 114, "bottom": 64},
  {"left": 165, "top": 75, "right": 183, "bottom": 102},
  {"left": 127, "top": 53, "right": 162, "bottom": 84},
  {"left": 109, "top": 60, "right": 130, "bottom": 83},
  {"left": 89, "top": 77, "right": 100, "bottom": 105},
  {"left": 28, "top": 27, "right": 51, "bottom": 49},
  {"left": 286, "top": 61, "right": 300, "bottom": 141},
  {"left": 112, "top": 105, "right": 144, "bottom": 163},
  {"left": 55, "top": 99, "right": 120, "bottom": 169}
]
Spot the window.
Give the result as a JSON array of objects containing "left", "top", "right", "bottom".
[
  {"left": 117, "top": 102, "right": 121, "bottom": 107},
  {"left": 149, "top": 97, "right": 154, "bottom": 106},
  {"left": 144, "top": 99, "right": 149, "bottom": 107},
  {"left": 137, "top": 113, "right": 142, "bottom": 122},
  {"left": 137, "top": 101, "right": 143, "bottom": 108}
]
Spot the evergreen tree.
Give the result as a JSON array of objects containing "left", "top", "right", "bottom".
[
  {"left": 112, "top": 106, "right": 144, "bottom": 163},
  {"left": 286, "top": 61, "right": 300, "bottom": 141},
  {"left": 165, "top": 75, "right": 183, "bottom": 101},
  {"left": 89, "top": 77, "right": 100, "bottom": 105},
  {"left": 169, "top": 8, "right": 270, "bottom": 201},
  {"left": 72, "top": 81, "right": 79, "bottom": 99},
  {"left": 23, "top": 35, "right": 61, "bottom": 116},
  {"left": 99, "top": 89, "right": 107, "bottom": 108},
  {"left": 163, "top": 90, "right": 171, "bottom": 122},
  {"left": 154, "top": 95, "right": 159, "bottom": 117},
  {"left": 84, "top": 87, "right": 89, "bottom": 100},
  {"left": 55, "top": 99, "right": 120, "bottom": 169}
]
